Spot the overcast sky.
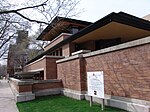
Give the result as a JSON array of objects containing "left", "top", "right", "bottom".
[{"left": 75, "top": 0, "right": 150, "bottom": 22}]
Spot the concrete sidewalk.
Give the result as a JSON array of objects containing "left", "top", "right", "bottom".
[{"left": 0, "top": 80, "right": 19, "bottom": 112}]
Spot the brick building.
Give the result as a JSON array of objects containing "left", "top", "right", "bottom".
[
  {"left": 11, "top": 12, "right": 150, "bottom": 112},
  {"left": 7, "top": 30, "right": 29, "bottom": 76}
]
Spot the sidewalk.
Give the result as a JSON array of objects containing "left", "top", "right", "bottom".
[{"left": 0, "top": 80, "right": 19, "bottom": 112}]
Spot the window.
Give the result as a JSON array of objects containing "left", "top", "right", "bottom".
[
  {"left": 59, "top": 48, "right": 62, "bottom": 56},
  {"left": 56, "top": 50, "right": 59, "bottom": 56},
  {"left": 53, "top": 52, "right": 55, "bottom": 56},
  {"left": 96, "top": 38, "right": 121, "bottom": 50}
]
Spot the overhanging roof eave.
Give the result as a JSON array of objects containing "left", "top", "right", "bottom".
[
  {"left": 26, "top": 12, "right": 150, "bottom": 65},
  {"left": 36, "top": 16, "right": 92, "bottom": 40},
  {"left": 15, "top": 71, "right": 40, "bottom": 75}
]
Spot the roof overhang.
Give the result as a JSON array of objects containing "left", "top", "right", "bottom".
[
  {"left": 37, "top": 16, "right": 92, "bottom": 41},
  {"left": 26, "top": 12, "right": 150, "bottom": 64},
  {"left": 73, "top": 22, "right": 150, "bottom": 43},
  {"left": 14, "top": 71, "right": 40, "bottom": 78}
]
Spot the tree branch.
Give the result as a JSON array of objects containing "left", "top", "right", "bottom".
[
  {"left": 15, "top": 11, "right": 48, "bottom": 24},
  {"left": 0, "top": 34, "right": 15, "bottom": 49},
  {"left": 0, "top": 0, "right": 48, "bottom": 14},
  {"left": 0, "top": 0, "right": 49, "bottom": 24}
]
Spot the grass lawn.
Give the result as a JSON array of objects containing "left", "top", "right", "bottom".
[{"left": 17, "top": 95, "right": 125, "bottom": 112}]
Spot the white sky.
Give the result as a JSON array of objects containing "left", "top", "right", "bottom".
[{"left": 75, "top": 0, "right": 150, "bottom": 22}]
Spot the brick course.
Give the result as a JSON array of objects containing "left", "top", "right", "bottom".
[
  {"left": 18, "top": 85, "right": 32, "bottom": 92},
  {"left": 45, "top": 58, "right": 58, "bottom": 79},
  {"left": 33, "top": 82, "right": 62, "bottom": 91},
  {"left": 23, "top": 58, "right": 45, "bottom": 72},
  {"left": 85, "top": 44, "right": 150, "bottom": 101},
  {"left": 57, "top": 58, "right": 85, "bottom": 91},
  {"left": 62, "top": 44, "right": 70, "bottom": 56}
]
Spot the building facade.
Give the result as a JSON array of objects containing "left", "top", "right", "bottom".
[
  {"left": 14, "top": 12, "right": 150, "bottom": 112},
  {"left": 7, "top": 30, "right": 29, "bottom": 76}
]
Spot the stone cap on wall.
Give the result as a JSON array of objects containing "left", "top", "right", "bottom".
[
  {"left": 33, "top": 79, "right": 62, "bottom": 84},
  {"left": 57, "top": 36, "right": 150, "bottom": 63},
  {"left": 56, "top": 54, "right": 83, "bottom": 63},
  {"left": 71, "top": 50, "right": 91, "bottom": 56},
  {"left": 25, "top": 55, "right": 65, "bottom": 68},
  {"left": 10, "top": 78, "right": 62, "bottom": 85},
  {"left": 83, "top": 36, "right": 150, "bottom": 58},
  {"left": 10, "top": 78, "right": 33, "bottom": 85}
]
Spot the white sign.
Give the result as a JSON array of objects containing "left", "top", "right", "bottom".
[{"left": 87, "top": 71, "right": 104, "bottom": 98}]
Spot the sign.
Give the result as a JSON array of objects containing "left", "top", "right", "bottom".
[{"left": 87, "top": 71, "right": 104, "bottom": 98}]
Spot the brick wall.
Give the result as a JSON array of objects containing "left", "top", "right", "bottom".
[
  {"left": 45, "top": 58, "right": 60, "bottom": 79},
  {"left": 10, "top": 78, "right": 62, "bottom": 95},
  {"left": 33, "top": 81, "right": 63, "bottom": 91},
  {"left": 24, "top": 56, "right": 64, "bottom": 80},
  {"left": 9, "top": 78, "right": 33, "bottom": 93},
  {"left": 44, "top": 34, "right": 70, "bottom": 51},
  {"left": 85, "top": 44, "right": 150, "bottom": 101},
  {"left": 11, "top": 80, "right": 32, "bottom": 93},
  {"left": 57, "top": 57, "right": 85, "bottom": 91},
  {"left": 10, "top": 79, "right": 19, "bottom": 92},
  {"left": 62, "top": 43, "right": 70, "bottom": 56},
  {"left": 19, "top": 85, "right": 32, "bottom": 92},
  {"left": 23, "top": 58, "right": 45, "bottom": 72},
  {"left": 57, "top": 43, "right": 150, "bottom": 101}
]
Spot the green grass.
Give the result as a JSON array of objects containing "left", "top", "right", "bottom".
[{"left": 17, "top": 95, "right": 125, "bottom": 112}]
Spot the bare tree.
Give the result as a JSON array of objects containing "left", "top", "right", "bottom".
[
  {"left": 0, "top": 1, "right": 31, "bottom": 59},
  {"left": 0, "top": 0, "right": 82, "bottom": 59},
  {"left": 29, "top": 27, "right": 46, "bottom": 50}
]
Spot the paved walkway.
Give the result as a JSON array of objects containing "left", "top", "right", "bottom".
[{"left": 0, "top": 80, "right": 19, "bottom": 112}]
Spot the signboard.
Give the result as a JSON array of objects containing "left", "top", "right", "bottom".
[{"left": 87, "top": 71, "right": 104, "bottom": 98}]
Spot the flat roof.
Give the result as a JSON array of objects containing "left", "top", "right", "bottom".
[
  {"left": 26, "top": 12, "right": 150, "bottom": 64},
  {"left": 37, "top": 16, "right": 92, "bottom": 41}
]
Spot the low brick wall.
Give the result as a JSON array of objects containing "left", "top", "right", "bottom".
[
  {"left": 9, "top": 78, "right": 63, "bottom": 102},
  {"left": 33, "top": 80, "right": 63, "bottom": 96},
  {"left": 33, "top": 80, "right": 62, "bottom": 91}
]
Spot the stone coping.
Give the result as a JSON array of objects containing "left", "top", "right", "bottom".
[
  {"left": 57, "top": 36, "right": 150, "bottom": 63},
  {"left": 104, "top": 94, "right": 150, "bottom": 106},
  {"left": 44, "top": 33, "right": 72, "bottom": 49},
  {"left": 10, "top": 78, "right": 62, "bottom": 85},
  {"left": 85, "top": 95, "right": 150, "bottom": 112},
  {"left": 71, "top": 50, "right": 91, "bottom": 56},
  {"left": 62, "top": 88, "right": 87, "bottom": 94},
  {"left": 83, "top": 36, "right": 150, "bottom": 58},
  {"left": 15, "top": 72, "right": 40, "bottom": 75},
  {"left": 44, "top": 55, "right": 65, "bottom": 59},
  {"left": 25, "top": 55, "right": 64, "bottom": 68},
  {"left": 56, "top": 54, "right": 83, "bottom": 63},
  {"left": 61, "top": 88, "right": 150, "bottom": 106},
  {"left": 10, "top": 78, "right": 33, "bottom": 85},
  {"left": 33, "top": 79, "right": 62, "bottom": 84}
]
